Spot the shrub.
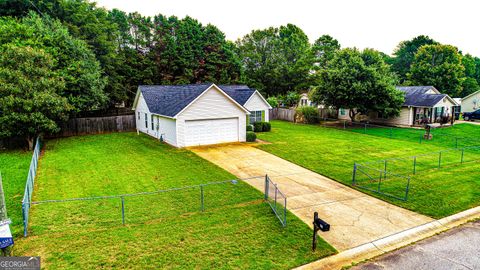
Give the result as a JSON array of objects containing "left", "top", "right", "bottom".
[
  {"left": 296, "top": 106, "right": 319, "bottom": 124},
  {"left": 267, "top": 96, "right": 278, "bottom": 108},
  {"left": 246, "top": 124, "right": 253, "bottom": 131},
  {"left": 262, "top": 122, "right": 271, "bottom": 132},
  {"left": 246, "top": 131, "right": 256, "bottom": 142},
  {"left": 254, "top": 122, "right": 263, "bottom": 132}
]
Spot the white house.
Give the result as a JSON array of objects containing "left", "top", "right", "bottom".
[
  {"left": 132, "top": 83, "right": 271, "bottom": 147},
  {"left": 460, "top": 90, "right": 480, "bottom": 113},
  {"left": 338, "top": 86, "right": 459, "bottom": 126}
]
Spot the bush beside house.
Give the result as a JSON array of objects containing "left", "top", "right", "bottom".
[{"left": 246, "top": 131, "right": 257, "bottom": 142}]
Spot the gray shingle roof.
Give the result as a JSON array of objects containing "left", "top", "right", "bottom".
[
  {"left": 139, "top": 84, "right": 212, "bottom": 117},
  {"left": 219, "top": 85, "right": 255, "bottom": 105},
  {"left": 139, "top": 84, "right": 255, "bottom": 117},
  {"left": 396, "top": 86, "right": 447, "bottom": 107}
]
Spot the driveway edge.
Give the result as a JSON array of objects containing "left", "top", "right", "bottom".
[{"left": 294, "top": 206, "right": 480, "bottom": 270}]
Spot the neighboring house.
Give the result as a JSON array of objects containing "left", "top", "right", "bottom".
[
  {"left": 338, "top": 86, "right": 459, "bottom": 126},
  {"left": 132, "top": 83, "right": 271, "bottom": 147},
  {"left": 299, "top": 93, "right": 312, "bottom": 107},
  {"left": 298, "top": 92, "right": 324, "bottom": 108},
  {"left": 460, "top": 90, "right": 480, "bottom": 113}
]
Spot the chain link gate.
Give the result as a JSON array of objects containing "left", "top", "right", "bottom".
[{"left": 264, "top": 175, "right": 287, "bottom": 227}]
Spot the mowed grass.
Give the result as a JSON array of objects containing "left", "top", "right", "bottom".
[
  {"left": 15, "top": 132, "right": 335, "bottom": 269},
  {"left": 347, "top": 122, "right": 480, "bottom": 148},
  {"left": 256, "top": 121, "right": 480, "bottom": 218},
  {"left": 0, "top": 149, "right": 31, "bottom": 236}
]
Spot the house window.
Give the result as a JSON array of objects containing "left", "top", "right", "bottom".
[
  {"left": 151, "top": 115, "right": 154, "bottom": 130},
  {"left": 137, "top": 112, "right": 140, "bottom": 120},
  {"left": 340, "top": 108, "right": 346, "bottom": 116},
  {"left": 144, "top": 113, "right": 148, "bottom": 128},
  {"left": 249, "top": 111, "right": 263, "bottom": 124}
]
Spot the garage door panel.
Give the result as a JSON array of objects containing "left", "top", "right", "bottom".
[{"left": 185, "top": 118, "right": 238, "bottom": 146}]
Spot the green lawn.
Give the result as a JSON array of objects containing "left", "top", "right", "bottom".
[
  {"left": 14, "top": 133, "right": 335, "bottom": 269},
  {"left": 256, "top": 121, "right": 480, "bottom": 218},
  {"left": 0, "top": 149, "right": 31, "bottom": 235},
  {"left": 337, "top": 121, "right": 480, "bottom": 148}
]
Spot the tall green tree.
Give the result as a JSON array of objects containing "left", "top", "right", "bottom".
[
  {"left": 408, "top": 44, "right": 465, "bottom": 97},
  {"left": 312, "top": 34, "right": 340, "bottom": 69},
  {"left": 460, "top": 54, "right": 480, "bottom": 97},
  {"left": 0, "top": 13, "right": 106, "bottom": 112},
  {"left": 237, "top": 24, "right": 312, "bottom": 96},
  {"left": 0, "top": 45, "right": 71, "bottom": 149},
  {"left": 392, "top": 35, "right": 438, "bottom": 83},
  {"left": 311, "top": 48, "right": 404, "bottom": 121}
]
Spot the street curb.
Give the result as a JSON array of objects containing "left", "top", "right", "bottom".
[{"left": 294, "top": 206, "right": 480, "bottom": 270}]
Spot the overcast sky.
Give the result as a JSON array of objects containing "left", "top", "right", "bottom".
[{"left": 96, "top": 0, "right": 480, "bottom": 56}]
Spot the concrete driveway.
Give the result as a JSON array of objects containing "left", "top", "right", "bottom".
[{"left": 191, "top": 144, "right": 433, "bottom": 251}]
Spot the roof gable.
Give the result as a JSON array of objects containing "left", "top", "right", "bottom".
[
  {"left": 461, "top": 90, "right": 480, "bottom": 101},
  {"left": 175, "top": 84, "right": 249, "bottom": 116},
  {"left": 244, "top": 90, "right": 273, "bottom": 109}
]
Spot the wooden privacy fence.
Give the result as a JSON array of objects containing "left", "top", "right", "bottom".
[
  {"left": 51, "top": 115, "right": 136, "bottom": 137},
  {"left": 270, "top": 107, "right": 338, "bottom": 122},
  {"left": 270, "top": 108, "right": 296, "bottom": 122}
]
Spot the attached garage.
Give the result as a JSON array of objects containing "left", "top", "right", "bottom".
[
  {"left": 132, "top": 83, "right": 266, "bottom": 148},
  {"left": 184, "top": 118, "right": 239, "bottom": 146}
]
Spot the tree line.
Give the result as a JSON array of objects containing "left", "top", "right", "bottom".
[{"left": 1, "top": 0, "right": 479, "bottom": 147}]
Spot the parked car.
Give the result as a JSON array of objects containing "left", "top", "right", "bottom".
[{"left": 463, "top": 109, "right": 480, "bottom": 121}]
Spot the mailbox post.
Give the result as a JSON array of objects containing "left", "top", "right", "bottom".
[{"left": 312, "top": 212, "right": 330, "bottom": 251}]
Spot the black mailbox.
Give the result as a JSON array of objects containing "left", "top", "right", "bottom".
[{"left": 314, "top": 212, "right": 330, "bottom": 232}]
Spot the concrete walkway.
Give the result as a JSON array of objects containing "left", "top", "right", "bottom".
[
  {"left": 191, "top": 144, "right": 432, "bottom": 251},
  {"left": 352, "top": 220, "right": 480, "bottom": 270}
]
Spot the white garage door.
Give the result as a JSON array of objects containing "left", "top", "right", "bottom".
[{"left": 185, "top": 118, "right": 239, "bottom": 146}]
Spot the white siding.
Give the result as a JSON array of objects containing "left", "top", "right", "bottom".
[
  {"left": 433, "top": 97, "right": 457, "bottom": 116},
  {"left": 158, "top": 117, "right": 177, "bottom": 146},
  {"left": 244, "top": 92, "right": 271, "bottom": 122},
  {"left": 371, "top": 107, "right": 413, "bottom": 126},
  {"left": 176, "top": 86, "right": 247, "bottom": 147},
  {"left": 461, "top": 92, "right": 480, "bottom": 113},
  {"left": 135, "top": 93, "right": 152, "bottom": 135},
  {"left": 134, "top": 92, "right": 177, "bottom": 145}
]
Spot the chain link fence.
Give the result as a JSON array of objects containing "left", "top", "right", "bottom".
[
  {"left": 264, "top": 175, "right": 287, "bottom": 227},
  {"left": 23, "top": 179, "right": 263, "bottom": 236},
  {"left": 23, "top": 174, "right": 289, "bottom": 236},
  {"left": 21, "top": 137, "right": 41, "bottom": 237},
  {"left": 313, "top": 118, "right": 480, "bottom": 148},
  {"left": 353, "top": 145, "right": 480, "bottom": 201}
]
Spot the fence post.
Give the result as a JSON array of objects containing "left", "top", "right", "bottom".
[
  {"left": 390, "top": 127, "right": 393, "bottom": 138},
  {"left": 200, "top": 185, "right": 204, "bottom": 212},
  {"left": 364, "top": 123, "right": 367, "bottom": 134},
  {"left": 377, "top": 171, "right": 382, "bottom": 192},
  {"left": 404, "top": 176, "right": 411, "bottom": 201},
  {"left": 438, "top": 152, "right": 442, "bottom": 168},
  {"left": 343, "top": 120, "right": 346, "bottom": 129},
  {"left": 419, "top": 135, "right": 423, "bottom": 144},
  {"left": 413, "top": 156, "right": 416, "bottom": 175},
  {"left": 22, "top": 202, "right": 27, "bottom": 237},
  {"left": 274, "top": 185, "right": 278, "bottom": 211},
  {"left": 283, "top": 197, "right": 287, "bottom": 227},
  {"left": 121, "top": 196, "right": 125, "bottom": 224},
  {"left": 264, "top": 175, "right": 269, "bottom": 200},
  {"left": 384, "top": 160, "right": 387, "bottom": 180},
  {"left": 352, "top": 163, "right": 357, "bottom": 185},
  {"left": 461, "top": 148, "right": 465, "bottom": 163}
]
